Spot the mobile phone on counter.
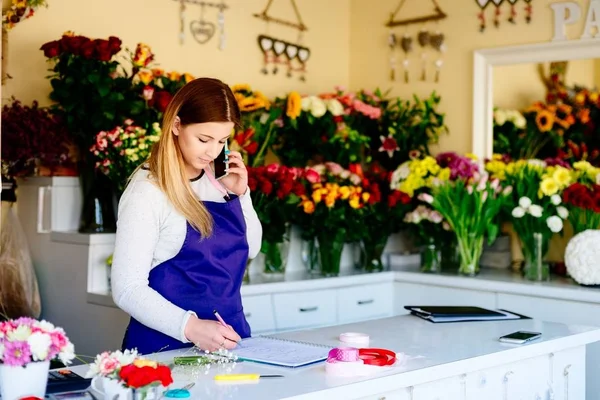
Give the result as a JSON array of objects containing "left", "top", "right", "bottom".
[
  {"left": 213, "top": 141, "right": 230, "bottom": 180},
  {"left": 498, "top": 331, "right": 542, "bottom": 344}
]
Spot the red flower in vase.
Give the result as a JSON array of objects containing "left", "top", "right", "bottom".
[
  {"left": 119, "top": 363, "right": 173, "bottom": 389},
  {"left": 233, "top": 128, "right": 259, "bottom": 155}
]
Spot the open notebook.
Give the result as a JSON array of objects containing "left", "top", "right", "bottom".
[{"left": 235, "top": 336, "right": 332, "bottom": 368}]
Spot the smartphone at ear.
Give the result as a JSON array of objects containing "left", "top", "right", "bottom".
[{"left": 213, "top": 141, "right": 230, "bottom": 180}]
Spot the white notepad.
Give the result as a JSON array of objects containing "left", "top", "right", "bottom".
[{"left": 235, "top": 336, "right": 332, "bottom": 368}]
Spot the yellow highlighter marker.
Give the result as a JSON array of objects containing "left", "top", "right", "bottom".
[{"left": 214, "top": 374, "right": 284, "bottom": 381}]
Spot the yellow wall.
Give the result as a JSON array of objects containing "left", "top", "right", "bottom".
[
  {"left": 2, "top": 0, "right": 350, "bottom": 105},
  {"left": 493, "top": 59, "right": 599, "bottom": 111},
  {"left": 349, "top": 0, "right": 596, "bottom": 155}
]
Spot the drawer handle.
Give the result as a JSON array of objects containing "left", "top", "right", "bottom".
[
  {"left": 244, "top": 312, "right": 252, "bottom": 318},
  {"left": 357, "top": 299, "right": 374, "bottom": 305},
  {"left": 299, "top": 306, "right": 318, "bottom": 313}
]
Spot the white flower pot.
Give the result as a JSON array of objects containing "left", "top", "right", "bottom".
[
  {"left": 91, "top": 376, "right": 133, "bottom": 400},
  {"left": 0, "top": 360, "right": 49, "bottom": 400}
]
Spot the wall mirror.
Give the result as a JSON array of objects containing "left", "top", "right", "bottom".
[{"left": 472, "top": 39, "right": 600, "bottom": 160}]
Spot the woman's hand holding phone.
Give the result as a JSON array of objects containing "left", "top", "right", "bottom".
[{"left": 219, "top": 150, "right": 248, "bottom": 196}]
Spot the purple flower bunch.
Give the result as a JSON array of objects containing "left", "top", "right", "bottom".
[{"left": 436, "top": 152, "right": 480, "bottom": 180}]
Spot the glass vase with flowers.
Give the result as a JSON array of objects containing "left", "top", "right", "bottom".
[
  {"left": 247, "top": 164, "right": 306, "bottom": 276},
  {"left": 503, "top": 160, "right": 571, "bottom": 280},
  {"left": 295, "top": 162, "right": 370, "bottom": 276}
]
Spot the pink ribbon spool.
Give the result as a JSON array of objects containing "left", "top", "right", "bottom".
[{"left": 327, "top": 347, "right": 360, "bottom": 363}]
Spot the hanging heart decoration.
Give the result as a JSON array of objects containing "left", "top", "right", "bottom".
[
  {"left": 273, "top": 40, "right": 286, "bottom": 56},
  {"left": 297, "top": 47, "right": 310, "bottom": 63},
  {"left": 285, "top": 44, "right": 298, "bottom": 59},
  {"left": 417, "top": 30, "right": 430, "bottom": 47},
  {"left": 258, "top": 35, "right": 274, "bottom": 51},
  {"left": 400, "top": 35, "right": 413, "bottom": 54},
  {"left": 507, "top": 0, "right": 517, "bottom": 3},
  {"left": 190, "top": 20, "right": 216, "bottom": 44},
  {"left": 475, "top": 0, "right": 491, "bottom": 9},
  {"left": 491, "top": 0, "right": 504, "bottom": 5},
  {"left": 429, "top": 33, "right": 445, "bottom": 52}
]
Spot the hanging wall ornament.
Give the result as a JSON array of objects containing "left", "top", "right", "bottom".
[
  {"left": 475, "top": 0, "right": 491, "bottom": 32},
  {"left": 254, "top": 0, "right": 310, "bottom": 81},
  {"left": 190, "top": 3, "right": 215, "bottom": 44},
  {"left": 296, "top": 45, "right": 310, "bottom": 82},
  {"left": 179, "top": 0, "right": 186, "bottom": 44},
  {"left": 217, "top": 1, "right": 226, "bottom": 50},
  {"left": 523, "top": 0, "right": 532, "bottom": 23},
  {"left": 173, "top": 0, "right": 229, "bottom": 47},
  {"left": 429, "top": 31, "right": 445, "bottom": 83},
  {"left": 400, "top": 34, "right": 413, "bottom": 83},
  {"left": 507, "top": 0, "right": 518, "bottom": 24},
  {"left": 491, "top": 0, "right": 505, "bottom": 28},
  {"left": 388, "top": 31, "right": 397, "bottom": 81},
  {"left": 417, "top": 30, "right": 430, "bottom": 82},
  {"left": 258, "top": 35, "right": 273, "bottom": 75}
]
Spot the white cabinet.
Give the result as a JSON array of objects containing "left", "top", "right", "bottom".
[
  {"left": 273, "top": 289, "right": 337, "bottom": 330},
  {"left": 497, "top": 293, "right": 597, "bottom": 399},
  {"left": 242, "top": 294, "right": 276, "bottom": 334},
  {"left": 16, "top": 177, "right": 81, "bottom": 233},
  {"left": 358, "top": 346, "right": 584, "bottom": 400},
  {"left": 337, "top": 283, "right": 393, "bottom": 324}
]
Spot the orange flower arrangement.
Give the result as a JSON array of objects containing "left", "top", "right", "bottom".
[{"left": 286, "top": 91, "right": 302, "bottom": 120}]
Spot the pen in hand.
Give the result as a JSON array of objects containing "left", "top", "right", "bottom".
[{"left": 213, "top": 309, "right": 240, "bottom": 344}]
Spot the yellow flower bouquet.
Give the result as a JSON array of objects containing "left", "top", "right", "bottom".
[{"left": 502, "top": 160, "right": 571, "bottom": 280}]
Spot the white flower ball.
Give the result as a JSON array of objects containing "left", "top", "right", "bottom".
[{"left": 565, "top": 230, "right": 600, "bottom": 285}]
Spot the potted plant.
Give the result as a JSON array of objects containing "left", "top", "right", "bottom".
[
  {"left": 0, "top": 317, "right": 75, "bottom": 400},
  {"left": 86, "top": 349, "right": 173, "bottom": 400}
]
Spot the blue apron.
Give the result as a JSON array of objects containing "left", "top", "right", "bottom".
[{"left": 122, "top": 174, "right": 251, "bottom": 354}]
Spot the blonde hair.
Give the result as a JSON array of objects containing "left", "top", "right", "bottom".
[{"left": 146, "top": 78, "right": 241, "bottom": 237}]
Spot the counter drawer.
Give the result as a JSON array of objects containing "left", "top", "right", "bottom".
[
  {"left": 273, "top": 290, "right": 336, "bottom": 330},
  {"left": 242, "top": 294, "right": 276, "bottom": 333},
  {"left": 338, "top": 283, "right": 393, "bottom": 323}
]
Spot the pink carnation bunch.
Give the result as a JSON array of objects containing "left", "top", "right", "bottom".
[{"left": 0, "top": 317, "right": 75, "bottom": 367}]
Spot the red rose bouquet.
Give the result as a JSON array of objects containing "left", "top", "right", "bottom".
[
  {"left": 562, "top": 161, "right": 600, "bottom": 234},
  {"left": 353, "top": 163, "right": 411, "bottom": 271},
  {"left": 119, "top": 359, "right": 173, "bottom": 395},
  {"left": 248, "top": 164, "right": 305, "bottom": 274},
  {"left": 1, "top": 98, "right": 73, "bottom": 177}
]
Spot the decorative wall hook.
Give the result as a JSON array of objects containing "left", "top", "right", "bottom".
[
  {"left": 386, "top": 0, "right": 447, "bottom": 27},
  {"left": 255, "top": 0, "right": 310, "bottom": 81},
  {"left": 173, "top": 0, "right": 228, "bottom": 49},
  {"left": 253, "top": 0, "right": 307, "bottom": 31}
]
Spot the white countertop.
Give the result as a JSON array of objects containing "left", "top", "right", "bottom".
[
  {"left": 87, "top": 264, "right": 600, "bottom": 308},
  {"left": 70, "top": 314, "right": 600, "bottom": 400},
  {"left": 391, "top": 265, "right": 600, "bottom": 304}
]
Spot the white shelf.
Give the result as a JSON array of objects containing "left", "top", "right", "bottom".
[
  {"left": 50, "top": 231, "right": 116, "bottom": 245},
  {"left": 88, "top": 265, "right": 600, "bottom": 309}
]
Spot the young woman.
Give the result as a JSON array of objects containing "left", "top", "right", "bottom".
[{"left": 111, "top": 77, "right": 262, "bottom": 355}]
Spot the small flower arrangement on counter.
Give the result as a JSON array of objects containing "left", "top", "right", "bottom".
[
  {"left": 86, "top": 349, "right": 173, "bottom": 400},
  {"left": 0, "top": 318, "right": 75, "bottom": 400}
]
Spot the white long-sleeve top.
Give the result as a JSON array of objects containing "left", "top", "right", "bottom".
[{"left": 110, "top": 168, "right": 262, "bottom": 343}]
